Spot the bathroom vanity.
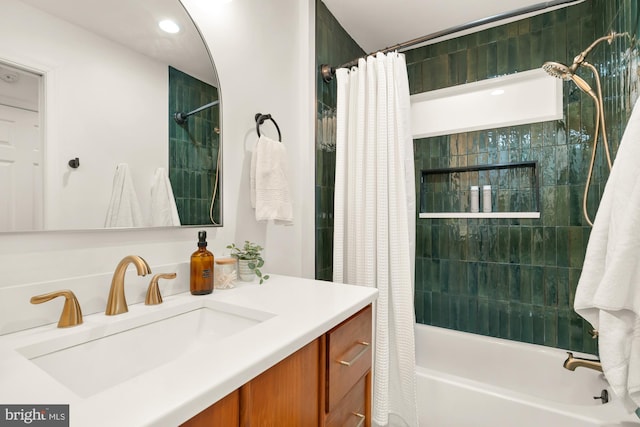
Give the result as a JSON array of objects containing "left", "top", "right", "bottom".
[
  {"left": 0, "top": 276, "right": 377, "bottom": 426},
  {"left": 182, "top": 304, "right": 373, "bottom": 426}
]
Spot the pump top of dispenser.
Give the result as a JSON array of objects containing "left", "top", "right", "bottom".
[{"left": 198, "top": 231, "right": 208, "bottom": 247}]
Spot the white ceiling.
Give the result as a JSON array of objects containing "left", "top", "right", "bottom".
[
  {"left": 18, "top": 0, "right": 216, "bottom": 85},
  {"left": 322, "top": 0, "right": 581, "bottom": 54}
]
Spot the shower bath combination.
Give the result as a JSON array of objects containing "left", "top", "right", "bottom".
[{"left": 542, "top": 31, "right": 628, "bottom": 226}]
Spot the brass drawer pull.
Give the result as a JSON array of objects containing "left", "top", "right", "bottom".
[
  {"left": 352, "top": 412, "right": 365, "bottom": 427},
  {"left": 339, "top": 341, "right": 370, "bottom": 366}
]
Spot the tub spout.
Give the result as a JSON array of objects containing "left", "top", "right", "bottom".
[{"left": 563, "top": 352, "right": 603, "bottom": 372}]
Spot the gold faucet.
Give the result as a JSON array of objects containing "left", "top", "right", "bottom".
[
  {"left": 31, "top": 290, "right": 83, "bottom": 328},
  {"left": 564, "top": 352, "right": 603, "bottom": 372},
  {"left": 145, "top": 273, "right": 177, "bottom": 305},
  {"left": 105, "top": 255, "right": 151, "bottom": 315}
]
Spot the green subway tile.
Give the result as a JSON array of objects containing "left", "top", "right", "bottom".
[
  {"left": 569, "top": 268, "right": 582, "bottom": 307},
  {"left": 521, "top": 305, "right": 534, "bottom": 343},
  {"left": 478, "top": 263, "right": 489, "bottom": 298},
  {"left": 488, "top": 301, "right": 500, "bottom": 337},
  {"left": 531, "top": 227, "right": 544, "bottom": 265},
  {"left": 543, "top": 227, "right": 557, "bottom": 266},
  {"left": 556, "top": 227, "right": 569, "bottom": 267},
  {"left": 467, "top": 262, "right": 479, "bottom": 296},
  {"left": 431, "top": 292, "right": 442, "bottom": 327},
  {"left": 439, "top": 259, "right": 450, "bottom": 292},
  {"left": 497, "top": 227, "right": 509, "bottom": 263},
  {"left": 488, "top": 226, "right": 499, "bottom": 260},
  {"left": 478, "top": 299, "right": 489, "bottom": 335},
  {"left": 542, "top": 186, "right": 558, "bottom": 226},
  {"left": 497, "top": 38, "right": 509, "bottom": 75},
  {"left": 520, "top": 265, "right": 532, "bottom": 304},
  {"left": 544, "top": 307, "right": 558, "bottom": 347},
  {"left": 423, "top": 292, "right": 432, "bottom": 325},
  {"left": 414, "top": 291, "right": 425, "bottom": 324},
  {"left": 556, "top": 185, "right": 570, "bottom": 226},
  {"left": 458, "top": 297, "right": 470, "bottom": 332},
  {"left": 568, "top": 226, "right": 585, "bottom": 268},
  {"left": 518, "top": 33, "right": 531, "bottom": 70},
  {"left": 448, "top": 260, "right": 461, "bottom": 295},
  {"left": 449, "top": 297, "right": 460, "bottom": 330},
  {"left": 499, "top": 301, "right": 510, "bottom": 339},
  {"left": 557, "top": 308, "right": 571, "bottom": 349},
  {"left": 441, "top": 293, "right": 451, "bottom": 328},
  {"left": 467, "top": 298, "right": 478, "bottom": 333},
  {"left": 557, "top": 267, "right": 571, "bottom": 308},
  {"left": 509, "top": 303, "right": 523, "bottom": 341},
  {"left": 509, "top": 264, "right": 521, "bottom": 302},
  {"left": 497, "top": 264, "right": 510, "bottom": 302},
  {"left": 532, "top": 266, "right": 545, "bottom": 305},
  {"left": 428, "top": 259, "right": 440, "bottom": 292},
  {"left": 570, "top": 313, "right": 584, "bottom": 350},
  {"left": 532, "top": 305, "right": 545, "bottom": 345},
  {"left": 544, "top": 267, "right": 558, "bottom": 306},
  {"left": 509, "top": 227, "right": 521, "bottom": 264}
]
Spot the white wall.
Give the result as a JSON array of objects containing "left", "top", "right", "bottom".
[
  {"left": 0, "top": 0, "right": 316, "bottom": 332},
  {"left": 0, "top": 0, "right": 168, "bottom": 230}
]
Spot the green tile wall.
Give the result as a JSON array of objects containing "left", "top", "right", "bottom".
[
  {"left": 315, "top": 0, "right": 365, "bottom": 281},
  {"left": 314, "top": 0, "right": 640, "bottom": 354},
  {"left": 168, "top": 66, "right": 221, "bottom": 225},
  {"left": 412, "top": 0, "right": 640, "bottom": 354}
]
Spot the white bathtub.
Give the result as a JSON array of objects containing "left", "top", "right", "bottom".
[{"left": 415, "top": 324, "right": 640, "bottom": 427}]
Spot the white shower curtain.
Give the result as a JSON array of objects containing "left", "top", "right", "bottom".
[{"left": 333, "top": 52, "right": 418, "bottom": 427}]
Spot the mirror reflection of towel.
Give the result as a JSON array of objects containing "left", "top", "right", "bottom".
[
  {"left": 250, "top": 135, "right": 293, "bottom": 224},
  {"left": 150, "top": 167, "right": 181, "bottom": 227},
  {"left": 104, "top": 163, "right": 144, "bottom": 228}
]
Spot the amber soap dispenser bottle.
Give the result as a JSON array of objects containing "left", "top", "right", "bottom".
[{"left": 190, "top": 230, "right": 214, "bottom": 295}]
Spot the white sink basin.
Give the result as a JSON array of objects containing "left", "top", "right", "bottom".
[{"left": 15, "top": 299, "right": 274, "bottom": 397}]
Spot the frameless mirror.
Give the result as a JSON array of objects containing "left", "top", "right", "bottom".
[{"left": 0, "top": 0, "right": 222, "bottom": 232}]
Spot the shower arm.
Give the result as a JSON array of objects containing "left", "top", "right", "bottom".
[
  {"left": 174, "top": 100, "right": 220, "bottom": 125},
  {"left": 569, "top": 32, "right": 622, "bottom": 73}
]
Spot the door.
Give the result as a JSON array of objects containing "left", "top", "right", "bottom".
[{"left": 0, "top": 104, "right": 42, "bottom": 231}]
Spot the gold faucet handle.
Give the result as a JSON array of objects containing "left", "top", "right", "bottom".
[
  {"left": 145, "top": 273, "right": 177, "bottom": 305},
  {"left": 31, "top": 290, "right": 83, "bottom": 328}
]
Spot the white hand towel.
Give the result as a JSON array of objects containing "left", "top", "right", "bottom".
[
  {"left": 251, "top": 135, "right": 293, "bottom": 224},
  {"left": 104, "top": 163, "right": 144, "bottom": 228},
  {"left": 150, "top": 167, "right": 181, "bottom": 227},
  {"left": 575, "top": 100, "right": 640, "bottom": 412}
]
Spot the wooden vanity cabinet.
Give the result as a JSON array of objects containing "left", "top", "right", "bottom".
[
  {"left": 181, "top": 305, "right": 372, "bottom": 427},
  {"left": 322, "top": 304, "right": 372, "bottom": 427},
  {"left": 180, "top": 389, "right": 239, "bottom": 427}
]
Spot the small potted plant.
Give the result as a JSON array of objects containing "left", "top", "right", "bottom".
[{"left": 226, "top": 241, "right": 270, "bottom": 284}]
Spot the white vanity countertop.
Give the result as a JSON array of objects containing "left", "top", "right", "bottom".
[{"left": 0, "top": 275, "right": 378, "bottom": 426}]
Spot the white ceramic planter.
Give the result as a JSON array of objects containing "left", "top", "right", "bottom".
[{"left": 237, "top": 259, "right": 256, "bottom": 282}]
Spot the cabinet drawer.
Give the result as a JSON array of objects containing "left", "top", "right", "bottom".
[
  {"left": 325, "top": 375, "right": 367, "bottom": 427},
  {"left": 326, "top": 305, "right": 372, "bottom": 412}
]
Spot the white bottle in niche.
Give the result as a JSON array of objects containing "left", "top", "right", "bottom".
[
  {"left": 470, "top": 186, "right": 479, "bottom": 213},
  {"left": 482, "top": 185, "right": 492, "bottom": 213}
]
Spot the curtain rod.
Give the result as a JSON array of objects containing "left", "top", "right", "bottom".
[{"left": 320, "top": 0, "right": 584, "bottom": 82}]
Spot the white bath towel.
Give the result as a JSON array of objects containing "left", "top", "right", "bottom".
[
  {"left": 250, "top": 135, "right": 293, "bottom": 224},
  {"left": 149, "top": 167, "right": 181, "bottom": 227},
  {"left": 104, "top": 163, "right": 144, "bottom": 228},
  {"left": 575, "top": 100, "right": 640, "bottom": 412}
]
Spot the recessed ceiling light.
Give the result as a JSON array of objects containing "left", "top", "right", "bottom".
[
  {"left": 159, "top": 19, "right": 180, "bottom": 34},
  {"left": 490, "top": 89, "right": 505, "bottom": 96}
]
